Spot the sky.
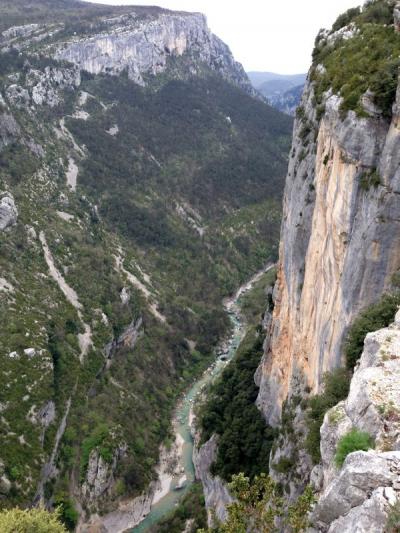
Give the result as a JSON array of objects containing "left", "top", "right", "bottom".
[{"left": 83, "top": 0, "right": 362, "bottom": 74}]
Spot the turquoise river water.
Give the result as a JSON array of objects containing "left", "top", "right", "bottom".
[{"left": 132, "top": 266, "right": 271, "bottom": 532}]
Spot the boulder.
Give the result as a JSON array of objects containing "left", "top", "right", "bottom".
[
  {"left": 312, "top": 451, "right": 400, "bottom": 527},
  {"left": 327, "top": 486, "right": 397, "bottom": 533},
  {"left": 0, "top": 193, "right": 18, "bottom": 230}
]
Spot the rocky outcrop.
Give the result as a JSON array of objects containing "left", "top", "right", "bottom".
[
  {"left": 257, "top": 42, "right": 400, "bottom": 427},
  {"left": 54, "top": 11, "right": 255, "bottom": 96},
  {"left": 309, "top": 309, "right": 400, "bottom": 531},
  {"left": 5, "top": 66, "right": 80, "bottom": 109},
  {"left": 0, "top": 193, "right": 18, "bottom": 230},
  {"left": 0, "top": 112, "right": 20, "bottom": 150},
  {"left": 82, "top": 444, "right": 127, "bottom": 505},
  {"left": 193, "top": 433, "right": 233, "bottom": 526},
  {"left": 79, "top": 488, "right": 155, "bottom": 533},
  {"left": 0, "top": 461, "right": 11, "bottom": 495},
  {"left": 312, "top": 452, "right": 400, "bottom": 531},
  {"left": 26, "top": 66, "right": 81, "bottom": 107}
]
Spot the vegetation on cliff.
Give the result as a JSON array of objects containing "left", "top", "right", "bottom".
[
  {"left": 200, "top": 329, "right": 275, "bottom": 481},
  {"left": 334, "top": 429, "right": 375, "bottom": 467},
  {"left": 344, "top": 293, "right": 400, "bottom": 369},
  {"left": 0, "top": 507, "right": 66, "bottom": 532},
  {"left": 305, "top": 369, "right": 351, "bottom": 463},
  {"left": 312, "top": 0, "right": 400, "bottom": 117},
  {"left": 199, "top": 473, "right": 314, "bottom": 533},
  {"left": 199, "top": 270, "right": 277, "bottom": 481}
]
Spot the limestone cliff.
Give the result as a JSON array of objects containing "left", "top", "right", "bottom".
[
  {"left": 49, "top": 11, "right": 256, "bottom": 95},
  {"left": 256, "top": 1, "right": 400, "bottom": 426},
  {"left": 310, "top": 309, "right": 400, "bottom": 532}
]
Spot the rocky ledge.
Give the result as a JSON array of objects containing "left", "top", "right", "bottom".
[{"left": 311, "top": 308, "right": 400, "bottom": 532}]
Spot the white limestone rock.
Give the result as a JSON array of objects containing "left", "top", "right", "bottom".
[
  {"left": 193, "top": 433, "right": 233, "bottom": 526},
  {"left": 0, "top": 193, "right": 18, "bottom": 231},
  {"left": 54, "top": 12, "right": 255, "bottom": 97},
  {"left": 312, "top": 451, "right": 400, "bottom": 528},
  {"left": 2, "top": 24, "right": 40, "bottom": 41},
  {"left": 327, "top": 486, "right": 397, "bottom": 533},
  {"left": 27, "top": 66, "right": 81, "bottom": 107}
]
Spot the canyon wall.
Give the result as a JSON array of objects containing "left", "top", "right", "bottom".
[
  {"left": 256, "top": 16, "right": 400, "bottom": 426},
  {"left": 52, "top": 11, "right": 256, "bottom": 95}
]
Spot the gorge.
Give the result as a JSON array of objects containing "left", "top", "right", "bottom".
[{"left": 1, "top": 1, "right": 400, "bottom": 532}]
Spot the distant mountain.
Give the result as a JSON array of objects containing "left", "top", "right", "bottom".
[
  {"left": 269, "top": 84, "right": 305, "bottom": 116},
  {"left": 247, "top": 72, "right": 307, "bottom": 90},
  {"left": 247, "top": 72, "right": 307, "bottom": 115}
]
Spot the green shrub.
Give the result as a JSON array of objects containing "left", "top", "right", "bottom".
[
  {"left": 0, "top": 507, "right": 67, "bottom": 532},
  {"left": 199, "top": 330, "right": 275, "bottom": 480},
  {"left": 360, "top": 169, "right": 382, "bottom": 191},
  {"left": 54, "top": 494, "right": 78, "bottom": 531},
  {"left": 312, "top": 4, "right": 400, "bottom": 118},
  {"left": 273, "top": 456, "right": 294, "bottom": 474},
  {"left": 332, "top": 7, "right": 361, "bottom": 32},
  {"left": 305, "top": 368, "right": 351, "bottom": 463},
  {"left": 344, "top": 294, "right": 400, "bottom": 370},
  {"left": 80, "top": 423, "right": 113, "bottom": 479},
  {"left": 335, "top": 429, "right": 375, "bottom": 467},
  {"left": 386, "top": 498, "right": 400, "bottom": 533},
  {"left": 199, "top": 473, "right": 314, "bottom": 533}
]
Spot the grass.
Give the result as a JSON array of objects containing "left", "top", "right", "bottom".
[{"left": 334, "top": 429, "right": 375, "bottom": 467}]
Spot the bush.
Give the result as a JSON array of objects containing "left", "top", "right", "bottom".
[
  {"left": 312, "top": 6, "right": 400, "bottom": 118},
  {"left": 359, "top": 169, "right": 381, "bottom": 191},
  {"left": 199, "top": 473, "right": 315, "bottom": 533},
  {"left": 335, "top": 429, "right": 375, "bottom": 467},
  {"left": 0, "top": 507, "right": 67, "bottom": 532},
  {"left": 344, "top": 294, "right": 400, "bottom": 370},
  {"left": 305, "top": 368, "right": 351, "bottom": 463},
  {"left": 386, "top": 498, "right": 400, "bottom": 533},
  {"left": 199, "top": 330, "right": 275, "bottom": 480},
  {"left": 332, "top": 7, "right": 361, "bottom": 32}
]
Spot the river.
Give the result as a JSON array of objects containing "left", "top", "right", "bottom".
[{"left": 132, "top": 265, "right": 273, "bottom": 532}]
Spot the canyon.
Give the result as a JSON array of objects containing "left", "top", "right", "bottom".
[{"left": 1, "top": 0, "right": 400, "bottom": 532}]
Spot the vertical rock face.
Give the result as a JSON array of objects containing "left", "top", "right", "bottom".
[
  {"left": 193, "top": 434, "right": 233, "bottom": 526},
  {"left": 257, "top": 18, "right": 400, "bottom": 426},
  {"left": 54, "top": 11, "right": 256, "bottom": 96}
]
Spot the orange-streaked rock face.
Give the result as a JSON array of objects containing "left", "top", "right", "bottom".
[{"left": 256, "top": 77, "right": 400, "bottom": 427}]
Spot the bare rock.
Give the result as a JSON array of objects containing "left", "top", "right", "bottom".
[
  {"left": 312, "top": 451, "right": 400, "bottom": 527},
  {"left": 54, "top": 12, "right": 256, "bottom": 97},
  {"left": 0, "top": 193, "right": 18, "bottom": 231},
  {"left": 327, "top": 486, "right": 397, "bottom": 533},
  {"left": 193, "top": 433, "right": 233, "bottom": 526},
  {"left": 0, "top": 112, "right": 20, "bottom": 149}
]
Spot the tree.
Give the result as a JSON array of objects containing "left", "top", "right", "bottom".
[
  {"left": 199, "top": 473, "right": 314, "bottom": 533},
  {"left": 0, "top": 507, "right": 67, "bottom": 532}
]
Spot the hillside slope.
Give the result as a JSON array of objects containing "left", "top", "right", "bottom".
[{"left": 0, "top": 1, "right": 292, "bottom": 530}]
